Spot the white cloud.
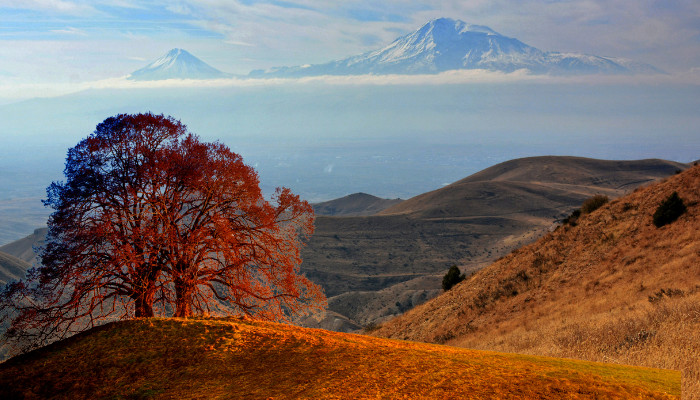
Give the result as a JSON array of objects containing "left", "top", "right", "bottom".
[
  {"left": 0, "top": 0, "right": 94, "bottom": 14},
  {"left": 223, "top": 40, "right": 255, "bottom": 47},
  {"left": 50, "top": 27, "right": 89, "bottom": 36},
  {"left": 166, "top": 3, "right": 192, "bottom": 15},
  {"left": 2, "top": 68, "right": 699, "bottom": 105}
]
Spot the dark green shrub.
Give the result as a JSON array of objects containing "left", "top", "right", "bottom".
[
  {"left": 442, "top": 265, "right": 466, "bottom": 291},
  {"left": 562, "top": 209, "right": 581, "bottom": 226},
  {"left": 652, "top": 191, "right": 686, "bottom": 227},
  {"left": 580, "top": 194, "right": 609, "bottom": 214}
]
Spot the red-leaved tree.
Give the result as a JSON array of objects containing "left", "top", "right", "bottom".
[{"left": 0, "top": 113, "right": 325, "bottom": 352}]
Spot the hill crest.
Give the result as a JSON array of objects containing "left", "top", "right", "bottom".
[
  {"left": 0, "top": 317, "right": 680, "bottom": 399},
  {"left": 312, "top": 192, "right": 403, "bottom": 217}
]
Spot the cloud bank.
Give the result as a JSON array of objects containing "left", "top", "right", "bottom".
[{"left": 2, "top": 67, "right": 700, "bottom": 105}]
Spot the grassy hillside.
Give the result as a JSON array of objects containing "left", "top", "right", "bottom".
[
  {"left": 372, "top": 163, "right": 700, "bottom": 397},
  {"left": 0, "top": 317, "right": 680, "bottom": 399},
  {"left": 301, "top": 156, "right": 685, "bottom": 327}
]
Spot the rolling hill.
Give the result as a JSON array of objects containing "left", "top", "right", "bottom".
[
  {"left": 312, "top": 192, "right": 403, "bottom": 217},
  {"left": 371, "top": 163, "right": 700, "bottom": 397},
  {"left": 0, "top": 251, "right": 30, "bottom": 286},
  {"left": 0, "top": 227, "right": 46, "bottom": 266},
  {"left": 300, "top": 156, "right": 687, "bottom": 327},
  {"left": 0, "top": 317, "right": 680, "bottom": 399}
]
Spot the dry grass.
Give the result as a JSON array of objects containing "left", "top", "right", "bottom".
[
  {"left": 0, "top": 317, "right": 680, "bottom": 399},
  {"left": 373, "top": 164, "right": 700, "bottom": 399}
]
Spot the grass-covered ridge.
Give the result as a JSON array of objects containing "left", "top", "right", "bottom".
[{"left": 0, "top": 317, "right": 680, "bottom": 399}]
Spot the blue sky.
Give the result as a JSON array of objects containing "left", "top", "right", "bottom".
[{"left": 0, "top": 0, "right": 699, "bottom": 101}]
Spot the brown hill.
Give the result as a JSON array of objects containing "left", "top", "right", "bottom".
[
  {"left": 0, "top": 227, "right": 47, "bottom": 265},
  {"left": 0, "top": 317, "right": 681, "bottom": 399},
  {"left": 371, "top": 163, "right": 700, "bottom": 397},
  {"left": 379, "top": 156, "right": 687, "bottom": 217},
  {"left": 0, "top": 251, "right": 30, "bottom": 286},
  {"left": 301, "top": 156, "right": 686, "bottom": 327},
  {"left": 312, "top": 192, "right": 403, "bottom": 216}
]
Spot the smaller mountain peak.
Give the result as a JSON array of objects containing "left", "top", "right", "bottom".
[{"left": 128, "top": 48, "right": 231, "bottom": 81}]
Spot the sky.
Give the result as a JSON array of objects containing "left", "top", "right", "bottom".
[{"left": 1, "top": 0, "right": 700, "bottom": 101}]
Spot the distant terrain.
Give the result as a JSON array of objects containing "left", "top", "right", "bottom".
[
  {"left": 372, "top": 164, "right": 700, "bottom": 397},
  {"left": 300, "top": 156, "right": 687, "bottom": 327},
  {"left": 0, "top": 227, "right": 46, "bottom": 266},
  {"left": 0, "top": 317, "right": 680, "bottom": 399},
  {"left": 0, "top": 157, "right": 688, "bottom": 331},
  {"left": 0, "top": 251, "right": 30, "bottom": 286},
  {"left": 312, "top": 193, "right": 403, "bottom": 217}
]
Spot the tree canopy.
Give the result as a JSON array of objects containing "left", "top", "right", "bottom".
[{"left": 0, "top": 113, "right": 325, "bottom": 352}]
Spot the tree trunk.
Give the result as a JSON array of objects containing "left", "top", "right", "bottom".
[
  {"left": 174, "top": 279, "right": 193, "bottom": 317},
  {"left": 134, "top": 289, "right": 155, "bottom": 318}
]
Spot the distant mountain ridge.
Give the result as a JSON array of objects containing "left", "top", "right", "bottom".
[
  {"left": 312, "top": 193, "right": 403, "bottom": 217},
  {"left": 128, "top": 49, "right": 232, "bottom": 81},
  {"left": 250, "top": 18, "right": 664, "bottom": 77}
]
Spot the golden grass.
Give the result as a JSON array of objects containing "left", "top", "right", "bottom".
[
  {"left": 373, "top": 164, "right": 700, "bottom": 399},
  {"left": 0, "top": 317, "right": 680, "bottom": 399}
]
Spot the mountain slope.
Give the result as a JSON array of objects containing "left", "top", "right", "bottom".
[
  {"left": 312, "top": 192, "right": 403, "bottom": 217},
  {"left": 0, "top": 317, "right": 680, "bottom": 399},
  {"left": 128, "top": 49, "right": 232, "bottom": 81},
  {"left": 0, "top": 227, "right": 46, "bottom": 265},
  {"left": 372, "top": 164, "right": 700, "bottom": 397},
  {"left": 250, "top": 18, "right": 664, "bottom": 77},
  {"left": 0, "top": 251, "right": 30, "bottom": 286},
  {"left": 299, "top": 156, "right": 686, "bottom": 328}
]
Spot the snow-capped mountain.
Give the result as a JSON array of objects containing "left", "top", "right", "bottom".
[
  {"left": 249, "top": 18, "right": 664, "bottom": 77},
  {"left": 128, "top": 49, "right": 232, "bottom": 81}
]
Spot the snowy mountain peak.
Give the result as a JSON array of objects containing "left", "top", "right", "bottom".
[
  {"left": 128, "top": 48, "right": 232, "bottom": 81},
  {"left": 248, "top": 17, "right": 664, "bottom": 78},
  {"left": 423, "top": 18, "right": 501, "bottom": 36}
]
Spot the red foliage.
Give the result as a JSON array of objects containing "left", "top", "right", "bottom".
[{"left": 0, "top": 113, "right": 325, "bottom": 352}]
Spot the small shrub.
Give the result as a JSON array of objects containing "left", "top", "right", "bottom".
[
  {"left": 363, "top": 322, "right": 382, "bottom": 333},
  {"left": 580, "top": 194, "right": 609, "bottom": 214},
  {"left": 675, "top": 169, "right": 682, "bottom": 174},
  {"left": 652, "top": 191, "right": 687, "bottom": 227},
  {"left": 648, "top": 288, "right": 685, "bottom": 303},
  {"left": 562, "top": 209, "right": 581, "bottom": 226},
  {"left": 442, "top": 265, "right": 466, "bottom": 291}
]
